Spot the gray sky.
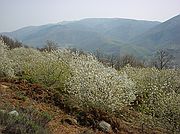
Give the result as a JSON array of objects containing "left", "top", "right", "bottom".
[{"left": 0, "top": 0, "right": 180, "bottom": 32}]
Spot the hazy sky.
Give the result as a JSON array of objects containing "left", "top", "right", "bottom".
[{"left": 0, "top": 0, "right": 180, "bottom": 32}]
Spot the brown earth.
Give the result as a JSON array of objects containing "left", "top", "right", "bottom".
[{"left": 0, "top": 78, "right": 166, "bottom": 134}]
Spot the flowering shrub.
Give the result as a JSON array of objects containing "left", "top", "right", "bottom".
[
  {"left": 0, "top": 39, "right": 15, "bottom": 77},
  {"left": 0, "top": 39, "right": 70, "bottom": 88},
  {"left": 65, "top": 52, "right": 136, "bottom": 112},
  {"left": 0, "top": 40, "right": 137, "bottom": 112},
  {"left": 9, "top": 48, "right": 70, "bottom": 88},
  {"left": 1, "top": 38, "right": 179, "bottom": 132},
  {"left": 122, "top": 66, "right": 180, "bottom": 132}
]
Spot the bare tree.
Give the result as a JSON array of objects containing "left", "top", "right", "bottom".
[
  {"left": 119, "top": 54, "right": 144, "bottom": 68},
  {"left": 115, "top": 56, "right": 121, "bottom": 70},
  {"left": 39, "top": 40, "right": 58, "bottom": 52},
  {"left": 94, "top": 49, "right": 102, "bottom": 61},
  {"left": 152, "top": 49, "right": 175, "bottom": 69},
  {"left": 108, "top": 54, "right": 116, "bottom": 68},
  {"left": 0, "top": 35, "right": 23, "bottom": 49}
]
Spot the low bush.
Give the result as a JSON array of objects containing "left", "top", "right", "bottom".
[
  {"left": 122, "top": 66, "right": 180, "bottom": 133},
  {"left": 0, "top": 39, "right": 70, "bottom": 89},
  {"left": 9, "top": 47, "right": 70, "bottom": 89},
  {"left": 66, "top": 52, "right": 136, "bottom": 112},
  {"left": 0, "top": 39, "right": 15, "bottom": 77},
  {"left": 0, "top": 108, "right": 50, "bottom": 134}
]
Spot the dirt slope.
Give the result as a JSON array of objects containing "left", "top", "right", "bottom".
[{"left": 0, "top": 78, "right": 165, "bottom": 134}]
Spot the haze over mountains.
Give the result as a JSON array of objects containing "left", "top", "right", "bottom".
[
  {"left": 132, "top": 14, "right": 180, "bottom": 49},
  {"left": 2, "top": 14, "right": 180, "bottom": 59}
]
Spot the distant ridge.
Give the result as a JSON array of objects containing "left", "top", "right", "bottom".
[
  {"left": 2, "top": 15, "right": 180, "bottom": 61},
  {"left": 132, "top": 14, "right": 180, "bottom": 49},
  {"left": 2, "top": 18, "right": 161, "bottom": 56}
]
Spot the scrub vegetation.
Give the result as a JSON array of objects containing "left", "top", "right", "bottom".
[{"left": 0, "top": 38, "right": 179, "bottom": 134}]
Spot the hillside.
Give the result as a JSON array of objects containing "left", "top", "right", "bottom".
[
  {"left": 2, "top": 18, "right": 160, "bottom": 56},
  {"left": 1, "top": 15, "right": 180, "bottom": 61},
  {"left": 132, "top": 14, "right": 180, "bottom": 49},
  {"left": 0, "top": 39, "right": 179, "bottom": 134},
  {"left": 0, "top": 78, "right": 167, "bottom": 134}
]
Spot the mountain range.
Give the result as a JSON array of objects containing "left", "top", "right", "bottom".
[
  {"left": 2, "top": 14, "right": 180, "bottom": 60},
  {"left": 132, "top": 15, "right": 180, "bottom": 50}
]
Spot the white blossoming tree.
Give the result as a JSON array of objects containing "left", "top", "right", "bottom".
[
  {"left": 0, "top": 39, "right": 15, "bottom": 77},
  {"left": 65, "top": 52, "right": 136, "bottom": 112}
]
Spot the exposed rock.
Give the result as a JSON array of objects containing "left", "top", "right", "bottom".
[
  {"left": 98, "top": 120, "right": 112, "bottom": 133},
  {"left": 0, "top": 84, "right": 9, "bottom": 95},
  {"left": 61, "top": 117, "right": 78, "bottom": 125},
  {"left": 0, "top": 109, "right": 6, "bottom": 113},
  {"left": 9, "top": 110, "right": 19, "bottom": 116},
  {"left": 0, "top": 84, "right": 8, "bottom": 89}
]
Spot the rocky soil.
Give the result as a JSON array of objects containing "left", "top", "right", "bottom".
[{"left": 0, "top": 78, "right": 165, "bottom": 134}]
